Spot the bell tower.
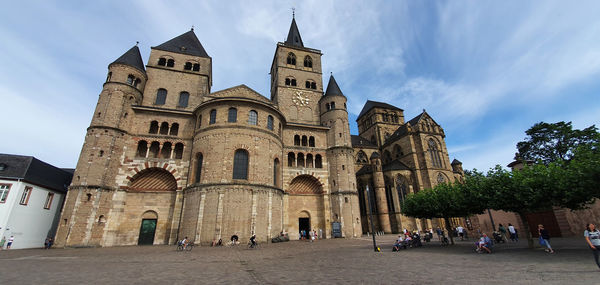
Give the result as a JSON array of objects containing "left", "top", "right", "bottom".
[{"left": 270, "top": 16, "right": 323, "bottom": 124}]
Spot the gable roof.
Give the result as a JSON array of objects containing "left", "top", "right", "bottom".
[
  {"left": 111, "top": 45, "right": 146, "bottom": 74},
  {"left": 451, "top": 159, "right": 462, "bottom": 165},
  {"left": 351, "top": 135, "right": 377, "bottom": 148},
  {"left": 207, "top": 85, "right": 272, "bottom": 104},
  {"left": 406, "top": 110, "right": 440, "bottom": 127},
  {"left": 0, "top": 154, "right": 73, "bottom": 193},
  {"left": 153, "top": 30, "right": 210, "bottom": 58},
  {"left": 284, "top": 18, "right": 304, "bottom": 47},
  {"left": 382, "top": 159, "right": 412, "bottom": 172},
  {"left": 324, "top": 75, "right": 345, "bottom": 98},
  {"left": 357, "top": 100, "right": 403, "bottom": 120}
]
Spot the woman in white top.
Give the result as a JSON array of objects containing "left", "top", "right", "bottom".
[{"left": 584, "top": 223, "right": 600, "bottom": 269}]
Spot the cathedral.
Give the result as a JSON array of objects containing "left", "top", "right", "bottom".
[{"left": 54, "top": 17, "right": 463, "bottom": 247}]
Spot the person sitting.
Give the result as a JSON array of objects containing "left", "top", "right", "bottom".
[
  {"left": 217, "top": 238, "right": 223, "bottom": 246},
  {"left": 393, "top": 235, "right": 405, "bottom": 251},
  {"left": 231, "top": 234, "right": 239, "bottom": 245},
  {"left": 476, "top": 233, "right": 492, "bottom": 253}
]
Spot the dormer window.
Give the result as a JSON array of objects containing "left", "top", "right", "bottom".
[
  {"left": 304, "top": 56, "right": 313, "bottom": 68},
  {"left": 158, "top": 58, "right": 167, "bottom": 66},
  {"left": 286, "top": 53, "right": 296, "bottom": 65}
]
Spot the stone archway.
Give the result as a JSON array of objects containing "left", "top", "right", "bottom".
[
  {"left": 128, "top": 168, "right": 177, "bottom": 192},
  {"left": 288, "top": 174, "right": 323, "bottom": 194},
  {"left": 287, "top": 175, "right": 325, "bottom": 239}
]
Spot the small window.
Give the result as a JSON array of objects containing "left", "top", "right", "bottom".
[
  {"left": 155, "top": 89, "right": 167, "bottom": 105},
  {"left": 127, "top": 75, "right": 135, "bottom": 85},
  {"left": 149, "top": 121, "right": 159, "bottom": 134},
  {"left": 291, "top": 79, "right": 297, "bottom": 86},
  {"left": 193, "top": 63, "right": 200, "bottom": 71},
  {"left": 267, "top": 115, "right": 274, "bottom": 130},
  {"left": 178, "top": 92, "right": 189, "bottom": 107},
  {"left": 248, "top": 110, "right": 258, "bottom": 125},
  {"left": 287, "top": 53, "right": 296, "bottom": 65},
  {"left": 136, "top": 141, "right": 148, "bottom": 157},
  {"left": 197, "top": 115, "right": 202, "bottom": 128},
  {"left": 149, "top": 141, "right": 160, "bottom": 158},
  {"left": 297, "top": 153, "right": 305, "bottom": 167},
  {"left": 294, "top": 135, "right": 300, "bottom": 146},
  {"left": 19, "top": 186, "right": 32, "bottom": 205},
  {"left": 210, "top": 109, "right": 217, "bottom": 124},
  {"left": 167, "top": 59, "right": 175, "bottom": 67},
  {"left": 285, "top": 78, "right": 291, "bottom": 86},
  {"left": 184, "top": 62, "right": 193, "bottom": 70},
  {"left": 174, "top": 143, "right": 184, "bottom": 159},
  {"left": 305, "top": 81, "right": 311, "bottom": 88},
  {"left": 315, "top": 154, "right": 323, "bottom": 168},
  {"left": 309, "top": 136, "right": 315, "bottom": 147},
  {"left": 160, "top": 122, "right": 169, "bottom": 135},
  {"left": 301, "top": 135, "right": 307, "bottom": 146},
  {"left": 330, "top": 102, "right": 336, "bottom": 109},
  {"left": 0, "top": 184, "right": 11, "bottom": 203},
  {"left": 288, "top": 152, "right": 295, "bottom": 167},
  {"left": 306, "top": 154, "right": 314, "bottom": 168},
  {"left": 304, "top": 56, "right": 313, "bottom": 68},
  {"left": 134, "top": 78, "right": 141, "bottom": 88},
  {"left": 233, "top": 149, "right": 249, "bottom": 180},
  {"left": 326, "top": 103, "right": 330, "bottom": 110},
  {"left": 273, "top": 158, "right": 280, "bottom": 186},
  {"left": 311, "top": 82, "right": 316, "bottom": 89},
  {"left": 44, "top": 192, "right": 55, "bottom": 209},
  {"left": 158, "top": 58, "right": 166, "bottom": 66},
  {"left": 195, "top": 153, "right": 203, "bottom": 183},
  {"left": 170, "top": 123, "right": 179, "bottom": 136},
  {"left": 228, "top": 108, "right": 237, "bottom": 123}
]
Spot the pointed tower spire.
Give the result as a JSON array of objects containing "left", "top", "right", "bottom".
[
  {"left": 153, "top": 30, "right": 209, "bottom": 57},
  {"left": 111, "top": 45, "right": 146, "bottom": 74},
  {"left": 285, "top": 16, "right": 304, "bottom": 47},
  {"left": 324, "top": 74, "right": 345, "bottom": 97}
]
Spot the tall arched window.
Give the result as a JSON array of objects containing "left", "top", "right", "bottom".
[
  {"left": 315, "top": 154, "right": 323, "bottom": 168},
  {"left": 161, "top": 142, "right": 172, "bottom": 159},
  {"left": 383, "top": 150, "right": 392, "bottom": 164},
  {"left": 159, "top": 122, "right": 169, "bottom": 135},
  {"left": 149, "top": 121, "right": 159, "bottom": 134},
  {"left": 301, "top": 135, "right": 308, "bottom": 146},
  {"left": 209, "top": 109, "right": 217, "bottom": 124},
  {"left": 294, "top": 135, "right": 300, "bottom": 146},
  {"left": 304, "top": 56, "right": 312, "bottom": 68},
  {"left": 228, "top": 108, "right": 237, "bottom": 123},
  {"left": 428, "top": 139, "right": 443, "bottom": 168},
  {"left": 233, "top": 149, "right": 249, "bottom": 180},
  {"left": 195, "top": 153, "right": 203, "bottom": 183},
  {"left": 287, "top": 53, "right": 296, "bottom": 65},
  {"left": 178, "top": 92, "right": 189, "bottom": 107},
  {"left": 136, "top": 141, "right": 148, "bottom": 157},
  {"left": 396, "top": 175, "right": 408, "bottom": 202},
  {"left": 149, "top": 142, "right": 160, "bottom": 158},
  {"left": 267, "top": 115, "right": 274, "bottom": 130},
  {"left": 248, "top": 110, "right": 258, "bottom": 125},
  {"left": 273, "top": 158, "right": 280, "bottom": 187},
  {"left": 288, "top": 152, "right": 295, "bottom": 167},
  {"left": 309, "top": 136, "right": 315, "bottom": 147},
  {"left": 169, "top": 123, "right": 179, "bottom": 136},
  {"left": 167, "top": 59, "right": 175, "bottom": 67},
  {"left": 155, "top": 89, "right": 167, "bottom": 105},
  {"left": 174, "top": 143, "right": 184, "bottom": 159},
  {"left": 306, "top": 154, "right": 314, "bottom": 168},
  {"left": 297, "top": 153, "right": 305, "bottom": 167}
]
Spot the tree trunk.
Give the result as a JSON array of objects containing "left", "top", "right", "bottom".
[
  {"left": 517, "top": 212, "right": 534, "bottom": 249},
  {"left": 444, "top": 217, "right": 455, "bottom": 245}
]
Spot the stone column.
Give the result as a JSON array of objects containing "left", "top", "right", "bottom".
[{"left": 370, "top": 155, "right": 392, "bottom": 233}]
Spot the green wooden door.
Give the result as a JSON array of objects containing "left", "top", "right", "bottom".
[{"left": 138, "top": 219, "right": 157, "bottom": 245}]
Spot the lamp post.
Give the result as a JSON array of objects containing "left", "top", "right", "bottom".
[
  {"left": 487, "top": 208, "right": 496, "bottom": 232},
  {"left": 366, "top": 185, "right": 379, "bottom": 252}
]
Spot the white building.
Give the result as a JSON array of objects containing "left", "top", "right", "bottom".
[{"left": 0, "top": 154, "right": 72, "bottom": 249}]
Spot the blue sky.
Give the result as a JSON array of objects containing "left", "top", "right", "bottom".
[{"left": 1, "top": 1, "right": 599, "bottom": 171}]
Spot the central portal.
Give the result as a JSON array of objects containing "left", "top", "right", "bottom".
[{"left": 299, "top": 217, "right": 311, "bottom": 235}]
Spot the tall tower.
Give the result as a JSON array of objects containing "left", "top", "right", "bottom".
[
  {"left": 270, "top": 17, "right": 323, "bottom": 124},
  {"left": 55, "top": 45, "right": 147, "bottom": 246},
  {"left": 319, "top": 75, "right": 362, "bottom": 238}
]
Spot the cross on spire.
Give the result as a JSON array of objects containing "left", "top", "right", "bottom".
[{"left": 292, "top": 7, "right": 295, "bottom": 19}]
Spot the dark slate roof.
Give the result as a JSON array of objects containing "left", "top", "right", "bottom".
[
  {"left": 355, "top": 165, "right": 373, "bottom": 176},
  {"left": 406, "top": 110, "right": 440, "bottom": 127},
  {"left": 351, "top": 135, "right": 377, "bottom": 148},
  {"left": 284, "top": 18, "right": 304, "bottom": 47},
  {"left": 451, "top": 159, "right": 462, "bottom": 165},
  {"left": 324, "top": 75, "right": 344, "bottom": 98},
  {"left": 357, "top": 100, "right": 404, "bottom": 120},
  {"left": 111, "top": 46, "right": 146, "bottom": 74},
  {"left": 0, "top": 154, "right": 73, "bottom": 193},
  {"left": 370, "top": 152, "right": 380, "bottom": 159},
  {"left": 383, "top": 159, "right": 412, "bottom": 172},
  {"left": 153, "top": 30, "right": 210, "bottom": 58}
]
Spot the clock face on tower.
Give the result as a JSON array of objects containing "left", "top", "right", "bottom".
[{"left": 292, "top": 91, "right": 310, "bottom": 106}]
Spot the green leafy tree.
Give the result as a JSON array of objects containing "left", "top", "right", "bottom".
[
  {"left": 516, "top": 121, "right": 598, "bottom": 164},
  {"left": 401, "top": 178, "right": 486, "bottom": 245}
]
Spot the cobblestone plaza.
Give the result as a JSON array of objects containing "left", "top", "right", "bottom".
[{"left": 1, "top": 236, "right": 598, "bottom": 284}]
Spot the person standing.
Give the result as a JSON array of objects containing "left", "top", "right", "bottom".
[
  {"left": 0, "top": 236, "right": 5, "bottom": 250},
  {"left": 584, "top": 223, "right": 600, "bottom": 269},
  {"left": 538, "top": 224, "right": 554, "bottom": 253},
  {"left": 508, "top": 224, "right": 518, "bottom": 242},
  {"left": 457, "top": 225, "right": 465, "bottom": 241},
  {"left": 7, "top": 236, "right": 14, "bottom": 249},
  {"left": 498, "top": 224, "right": 508, "bottom": 242}
]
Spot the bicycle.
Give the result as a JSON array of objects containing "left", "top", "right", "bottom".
[
  {"left": 177, "top": 241, "right": 194, "bottom": 251},
  {"left": 247, "top": 241, "right": 258, "bottom": 249}
]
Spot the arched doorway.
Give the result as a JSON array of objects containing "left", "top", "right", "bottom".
[
  {"left": 287, "top": 175, "right": 323, "bottom": 239},
  {"left": 298, "top": 211, "right": 311, "bottom": 238},
  {"left": 138, "top": 211, "right": 158, "bottom": 245}
]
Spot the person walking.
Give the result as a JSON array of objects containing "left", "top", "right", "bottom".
[
  {"left": 508, "top": 223, "right": 518, "bottom": 242},
  {"left": 498, "top": 224, "right": 508, "bottom": 242},
  {"left": 0, "top": 236, "right": 5, "bottom": 250},
  {"left": 457, "top": 225, "right": 465, "bottom": 241},
  {"left": 538, "top": 224, "right": 554, "bottom": 253},
  {"left": 6, "top": 236, "right": 14, "bottom": 249},
  {"left": 584, "top": 223, "right": 600, "bottom": 269}
]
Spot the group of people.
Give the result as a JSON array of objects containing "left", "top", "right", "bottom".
[
  {"left": 0, "top": 236, "right": 14, "bottom": 250},
  {"left": 393, "top": 230, "right": 423, "bottom": 251},
  {"left": 299, "top": 229, "right": 320, "bottom": 242},
  {"left": 497, "top": 223, "right": 519, "bottom": 242}
]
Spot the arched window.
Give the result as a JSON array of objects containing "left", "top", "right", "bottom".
[
  {"left": 106, "top": 72, "right": 112, "bottom": 82},
  {"left": 287, "top": 53, "right": 296, "bottom": 65},
  {"left": 193, "top": 63, "right": 200, "bottom": 71},
  {"left": 184, "top": 62, "right": 193, "bottom": 70},
  {"left": 330, "top": 102, "right": 336, "bottom": 109},
  {"left": 155, "top": 89, "right": 167, "bottom": 105},
  {"left": 233, "top": 149, "right": 249, "bottom": 180},
  {"left": 326, "top": 103, "right": 330, "bottom": 110},
  {"left": 396, "top": 176, "right": 409, "bottom": 202},
  {"left": 195, "top": 153, "right": 203, "bottom": 183},
  {"left": 304, "top": 56, "right": 312, "bottom": 68},
  {"left": 136, "top": 141, "right": 148, "bottom": 157},
  {"left": 169, "top": 123, "right": 179, "bottom": 136},
  {"left": 161, "top": 142, "right": 172, "bottom": 159},
  {"left": 306, "top": 154, "right": 314, "bottom": 168},
  {"left": 267, "top": 115, "right": 274, "bottom": 130},
  {"left": 315, "top": 154, "right": 323, "bottom": 168},
  {"left": 301, "top": 135, "right": 308, "bottom": 146},
  {"left": 305, "top": 81, "right": 311, "bottom": 88},
  {"left": 127, "top": 75, "right": 135, "bottom": 85},
  {"left": 383, "top": 150, "right": 392, "bottom": 164},
  {"left": 437, "top": 173, "right": 446, "bottom": 184},
  {"left": 248, "top": 110, "right": 258, "bottom": 125},
  {"left": 297, "top": 153, "right": 305, "bottom": 167},
  {"left": 178, "top": 92, "right": 189, "bottom": 107},
  {"left": 159, "top": 122, "right": 169, "bottom": 135},
  {"left": 288, "top": 152, "right": 295, "bottom": 167},
  {"left": 149, "top": 121, "right": 159, "bottom": 134},
  {"left": 285, "top": 78, "right": 291, "bottom": 86},
  {"left": 428, "top": 139, "right": 443, "bottom": 168},
  {"left": 291, "top": 79, "right": 297, "bottom": 86},
  {"left": 174, "top": 143, "right": 184, "bottom": 159},
  {"left": 273, "top": 158, "right": 280, "bottom": 186},
  {"left": 149, "top": 141, "right": 160, "bottom": 158},
  {"left": 309, "top": 136, "right": 315, "bottom": 147},
  {"left": 158, "top": 58, "right": 166, "bottom": 66},
  {"left": 311, "top": 82, "right": 316, "bottom": 89},
  {"left": 394, "top": 144, "right": 403, "bottom": 158},
  {"left": 228, "top": 108, "right": 237, "bottom": 123},
  {"left": 133, "top": 78, "right": 141, "bottom": 88},
  {"left": 356, "top": 150, "right": 368, "bottom": 164},
  {"left": 294, "top": 135, "right": 300, "bottom": 146},
  {"left": 167, "top": 59, "right": 175, "bottom": 67},
  {"left": 209, "top": 109, "right": 217, "bottom": 124}
]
